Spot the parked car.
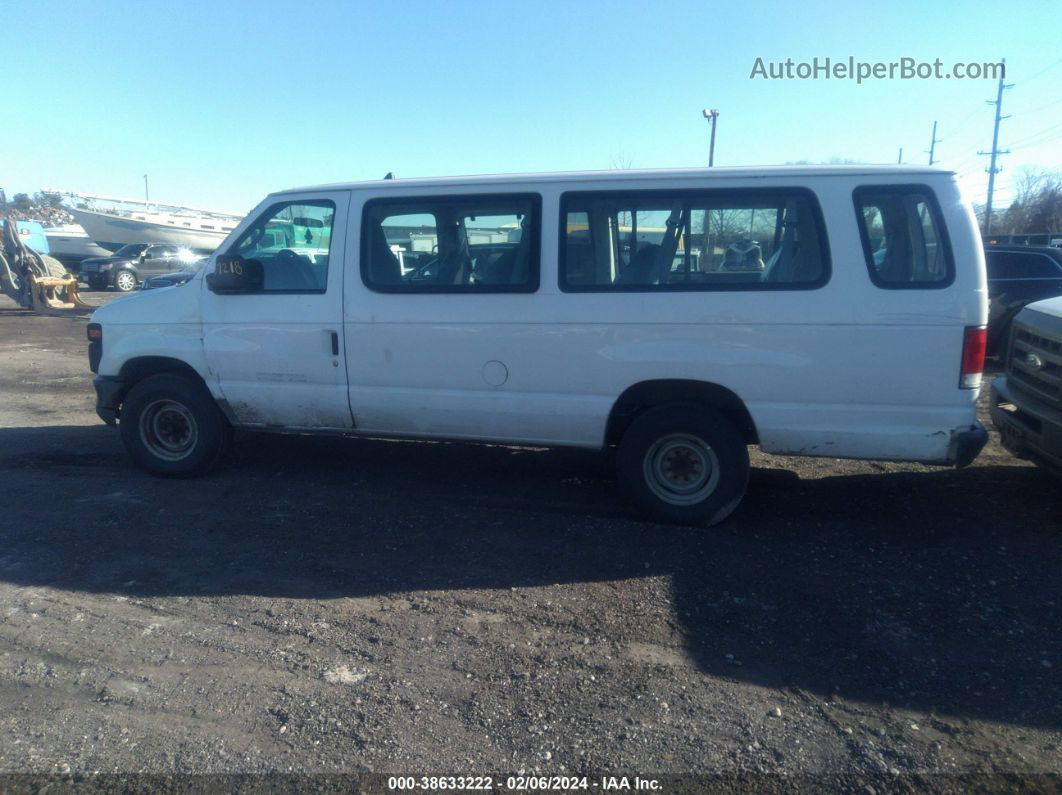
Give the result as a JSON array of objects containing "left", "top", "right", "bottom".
[
  {"left": 985, "top": 245, "right": 1062, "bottom": 356},
  {"left": 86, "top": 166, "right": 988, "bottom": 526},
  {"left": 990, "top": 295, "right": 1062, "bottom": 475},
  {"left": 141, "top": 257, "right": 207, "bottom": 290},
  {"left": 81, "top": 244, "right": 199, "bottom": 292}
]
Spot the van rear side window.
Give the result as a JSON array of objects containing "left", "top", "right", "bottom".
[
  {"left": 559, "top": 189, "right": 829, "bottom": 291},
  {"left": 855, "top": 186, "right": 953, "bottom": 288}
]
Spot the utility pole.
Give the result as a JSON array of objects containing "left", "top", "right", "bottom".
[
  {"left": 897, "top": 147, "right": 903, "bottom": 164},
  {"left": 978, "top": 58, "right": 1012, "bottom": 236},
  {"left": 926, "top": 120, "right": 940, "bottom": 165},
  {"left": 143, "top": 174, "right": 149, "bottom": 205},
  {"left": 702, "top": 108, "right": 719, "bottom": 167}
]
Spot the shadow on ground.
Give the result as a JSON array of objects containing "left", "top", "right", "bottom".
[{"left": 1, "top": 424, "right": 1059, "bottom": 729}]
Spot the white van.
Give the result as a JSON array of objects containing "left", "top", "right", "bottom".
[{"left": 87, "top": 166, "right": 988, "bottom": 525}]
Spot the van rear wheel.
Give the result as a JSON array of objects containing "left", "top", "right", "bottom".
[
  {"left": 617, "top": 405, "right": 749, "bottom": 526},
  {"left": 119, "top": 373, "right": 231, "bottom": 477}
]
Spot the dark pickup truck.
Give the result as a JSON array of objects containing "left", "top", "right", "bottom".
[
  {"left": 990, "top": 296, "right": 1062, "bottom": 474},
  {"left": 985, "top": 245, "right": 1062, "bottom": 355}
]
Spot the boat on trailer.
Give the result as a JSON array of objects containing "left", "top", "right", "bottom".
[
  {"left": 43, "top": 224, "right": 112, "bottom": 266},
  {"left": 52, "top": 191, "right": 244, "bottom": 252}
]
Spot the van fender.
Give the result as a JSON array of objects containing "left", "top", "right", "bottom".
[{"left": 96, "top": 329, "right": 222, "bottom": 424}]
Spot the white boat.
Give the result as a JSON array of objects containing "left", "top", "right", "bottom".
[
  {"left": 53, "top": 191, "right": 244, "bottom": 252},
  {"left": 43, "top": 224, "right": 112, "bottom": 264}
]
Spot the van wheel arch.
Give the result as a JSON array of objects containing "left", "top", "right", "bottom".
[
  {"left": 115, "top": 358, "right": 219, "bottom": 415},
  {"left": 616, "top": 403, "right": 750, "bottom": 526},
  {"left": 604, "top": 379, "right": 758, "bottom": 448},
  {"left": 119, "top": 372, "right": 232, "bottom": 477}
]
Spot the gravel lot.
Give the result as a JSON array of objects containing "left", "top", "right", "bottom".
[{"left": 0, "top": 292, "right": 1058, "bottom": 790}]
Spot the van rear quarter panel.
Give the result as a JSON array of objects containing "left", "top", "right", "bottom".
[{"left": 343, "top": 172, "right": 985, "bottom": 463}]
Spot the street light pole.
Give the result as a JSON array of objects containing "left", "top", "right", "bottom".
[{"left": 702, "top": 108, "right": 719, "bottom": 167}]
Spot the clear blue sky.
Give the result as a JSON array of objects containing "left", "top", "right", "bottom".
[{"left": 2, "top": 0, "right": 1060, "bottom": 215}]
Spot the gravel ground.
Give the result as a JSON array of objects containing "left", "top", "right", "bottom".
[{"left": 0, "top": 293, "right": 1058, "bottom": 791}]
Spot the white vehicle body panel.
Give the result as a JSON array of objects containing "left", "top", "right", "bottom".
[
  {"left": 91, "top": 166, "right": 987, "bottom": 465},
  {"left": 199, "top": 190, "right": 353, "bottom": 430},
  {"left": 91, "top": 283, "right": 214, "bottom": 389}
]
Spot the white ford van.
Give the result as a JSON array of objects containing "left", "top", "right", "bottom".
[{"left": 87, "top": 166, "right": 988, "bottom": 525}]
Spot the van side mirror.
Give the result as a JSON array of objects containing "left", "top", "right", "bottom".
[{"left": 206, "top": 255, "right": 264, "bottom": 294}]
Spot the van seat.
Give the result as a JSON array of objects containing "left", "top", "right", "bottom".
[
  {"left": 369, "top": 223, "right": 402, "bottom": 284},
  {"left": 618, "top": 244, "right": 661, "bottom": 284}
]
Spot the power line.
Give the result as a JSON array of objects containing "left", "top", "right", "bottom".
[
  {"left": 946, "top": 97, "right": 997, "bottom": 138},
  {"left": 1023, "top": 56, "right": 1062, "bottom": 83},
  {"left": 1006, "top": 95, "right": 1062, "bottom": 116},
  {"left": 1006, "top": 119, "right": 1062, "bottom": 149},
  {"left": 932, "top": 105, "right": 998, "bottom": 166},
  {"left": 950, "top": 153, "right": 985, "bottom": 172},
  {"left": 1011, "top": 130, "right": 1062, "bottom": 152},
  {"left": 934, "top": 58, "right": 1060, "bottom": 181}
]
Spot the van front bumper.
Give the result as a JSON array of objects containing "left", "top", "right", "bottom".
[
  {"left": 93, "top": 375, "right": 125, "bottom": 425},
  {"left": 990, "top": 376, "right": 1062, "bottom": 474}
]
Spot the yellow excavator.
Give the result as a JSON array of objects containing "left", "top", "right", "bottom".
[{"left": 0, "top": 217, "right": 92, "bottom": 312}]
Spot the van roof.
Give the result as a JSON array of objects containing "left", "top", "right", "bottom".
[{"left": 273, "top": 165, "right": 956, "bottom": 197}]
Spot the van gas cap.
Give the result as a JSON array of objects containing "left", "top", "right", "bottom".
[{"left": 482, "top": 360, "right": 509, "bottom": 387}]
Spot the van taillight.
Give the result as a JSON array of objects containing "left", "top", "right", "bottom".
[
  {"left": 960, "top": 326, "right": 986, "bottom": 389},
  {"left": 87, "top": 323, "right": 102, "bottom": 342}
]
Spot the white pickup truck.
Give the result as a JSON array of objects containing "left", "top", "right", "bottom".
[{"left": 990, "top": 295, "right": 1062, "bottom": 474}]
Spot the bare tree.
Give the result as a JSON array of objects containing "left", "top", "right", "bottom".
[
  {"left": 999, "top": 168, "right": 1062, "bottom": 235},
  {"left": 609, "top": 150, "right": 634, "bottom": 170},
  {"left": 784, "top": 157, "right": 865, "bottom": 165}
]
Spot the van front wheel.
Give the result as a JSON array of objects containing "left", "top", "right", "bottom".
[
  {"left": 119, "top": 373, "right": 231, "bottom": 477},
  {"left": 616, "top": 405, "right": 749, "bottom": 526}
]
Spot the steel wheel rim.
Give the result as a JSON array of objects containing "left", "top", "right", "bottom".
[
  {"left": 642, "top": 433, "right": 720, "bottom": 506},
  {"left": 116, "top": 271, "right": 136, "bottom": 290},
  {"left": 139, "top": 399, "right": 198, "bottom": 461}
]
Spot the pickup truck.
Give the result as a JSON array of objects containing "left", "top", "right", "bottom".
[{"left": 990, "top": 295, "right": 1062, "bottom": 474}]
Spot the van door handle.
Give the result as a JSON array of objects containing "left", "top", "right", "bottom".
[{"left": 329, "top": 330, "right": 339, "bottom": 356}]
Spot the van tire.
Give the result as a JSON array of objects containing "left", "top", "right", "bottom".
[
  {"left": 616, "top": 404, "right": 749, "bottom": 526},
  {"left": 119, "top": 373, "right": 231, "bottom": 477}
]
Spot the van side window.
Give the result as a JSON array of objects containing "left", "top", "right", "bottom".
[
  {"left": 854, "top": 186, "right": 953, "bottom": 288},
  {"left": 229, "top": 200, "right": 334, "bottom": 292},
  {"left": 362, "top": 194, "right": 540, "bottom": 292},
  {"left": 559, "top": 190, "right": 828, "bottom": 291}
]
